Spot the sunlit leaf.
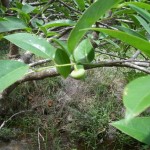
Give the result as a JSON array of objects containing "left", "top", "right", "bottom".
[
  {"left": 112, "top": 117, "right": 150, "bottom": 145},
  {"left": 86, "top": 28, "right": 150, "bottom": 57},
  {"left": 0, "top": 17, "right": 27, "bottom": 33},
  {"left": 115, "top": 25, "right": 146, "bottom": 40},
  {"left": 43, "top": 19, "right": 75, "bottom": 28},
  {"left": 134, "top": 15, "right": 150, "bottom": 36},
  {"left": 74, "top": 39, "right": 94, "bottom": 63},
  {"left": 129, "top": 4, "right": 150, "bottom": 23},
  {"left": 118, "top": 2, "right": 150, "bottom": 11},
  {"left": 123, "top": 76, "right": 150, "bottom": 118},
  {"left": 5, "top": 33, "right": 56, "bottom": 59},
  {"left": 0, "top": 60, "right": 28, "bottom": 92},
  {"left": 68, "top": 0, "right": 120, "bottom": 53}
]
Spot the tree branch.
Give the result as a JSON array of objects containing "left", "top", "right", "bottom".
[
  {"left": 0, "top": 59, "right": 150, "bottom": 100},
  {"left": 29, "top": 59, "right": 51, "bottom": 67}
]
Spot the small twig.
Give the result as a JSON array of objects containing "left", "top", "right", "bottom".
[
  {"left": 47, "top": 27, "right": 72, "bottom": 42},
  {"left": 0, "top": 110, "right": 32, "bottom": 129},
  {"left": 124, "top": 62, "right": 150, "bottom": 74},
  {"left": 39, "top": 132, "right": 45, "bottom": 142},
  {"left": 130, "top": 50, "right": 141, "bottom": 59},
  {"left": 84, "top": 61, "right": 150, "bottom": 74},
  {"left": 29, "top": 2, "right": 46, "bottom": 6},
  {"left": 95, "top": 50, "right": 126, "bottom": 59},
  {"left": 38, "top": 128, "right": 41, "bottom": 150},
  {"left": 0, "top": 104, "right": 46, "bottom": 129},
  {"left": 98, "top": 22, "right": 117, "bottom": 30},
  {"left": 115, "top": 19, "right": 134, "bottom": 23},
  {"left": 29, "top": 59, "right": 52, "bottom": 67}
]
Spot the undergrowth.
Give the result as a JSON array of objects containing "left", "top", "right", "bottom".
[{"left": 0, "top": 43, "right": 148, "bottom": 150}]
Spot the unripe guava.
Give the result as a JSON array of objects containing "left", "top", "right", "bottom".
[{"left": 70, "top": 68, "right": 85, "bottom": 79}]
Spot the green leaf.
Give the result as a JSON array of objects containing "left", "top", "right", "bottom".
[
  {"left": 68, "top": 0, "right": 120, "bottom": 53},
  {"left": 31, "top": 18, "right": 44, "bottom": 28},
  {"left": 86, "top": 28, "right": 150, "bottom": 57},
  {"left": 22, "top": 4, "right": 35, "bottom": 13},
  {"left": 54, "top": 49, "right": 71, "bottom": 78},
  {"left": 114, "top": 8, "right": 134, "bottom": 16},
  {"left": 118, "top": 2, "right": 150, "bottom": 11},
  {"left": 0, "top": 60, "right": 28, "bottom": 92},
  {"left": 5, "top": 33, "right": 56, "bottom": 59},
  {"left": 10, "top": 8, "right": 30, "bottom": 24},
  {"left": 115, "top": 25, "right": 146, "bottom": 40},
  {"left": 73, "top": 0, "right": 85, "bottom": 11},
  {"left": 123, "top": 76, "right": 150, "bottom": 119},
  {"left": 134, "top": 15, "right": 150, "bottom": 36},
  {"left": 0, "top": 17, "right": 27, "bottom": 33},
  {"left": 43, "top": 19, "right": 76, "bottom": 28},
  {"left": 129, "top": 4, "right": 150, "bottom": 23},
  {"left": 73, "top": 39, "right": 94, "bottom": 63},
  {"left": 111, "top": 117, "right": 150, "bottom": 145},
  {"left": 52, "top": 39, "right": 71, "bottom": 56}
]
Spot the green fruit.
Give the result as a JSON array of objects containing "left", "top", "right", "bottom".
[{"left": 70, "top": 68, "right": 85, "bottom": 79}]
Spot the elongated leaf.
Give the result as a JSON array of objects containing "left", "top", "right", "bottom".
[
  {"left": 111, "top": 117, "right": 150, "bottom": 145},
  {"left": 134, "top": 15, "right": 150, "bottom": 36},
  {"left": 74, "top": 39, "right": 94, "bottom": 63},
  {"left": 43, "top": 19, "right": 75, "bottom": 28},
  {"left": 129, "top": 4, "right": 150, "bottom": 23},
  {"left": 115, "top": 25, "right": 146, "bottom": 40},
  {"left": 123, "top": 76, "right": 150, "bottom": 118},
  {"left": 86, "top": 28, "right": 150, "bottom": 56},
  {"left": 52, "top": 39, "right": 71, "bottom": 56},
  {"left": 54, "top": 49, "right": 71, "bottom": 78},
  {"left": 0, "top": 60, "right": 28, "bottom": 92},
  {"left": 118, "top": 2, "right": 150, "bottom": 11},
  {"left": 73, "top": 0, "right": 85, "bottom": 11},
  {"left": 5, "top": 33, "right": 56, "bottom": 59},
  {"left": 0, "top": 17, "right": 27, "bottom": 33},
  {"left": 114, "top": 9, "right": 134, "bottom": 16},
  {"left": 68, "top": 0, "right": 120, "bottom": 53}
]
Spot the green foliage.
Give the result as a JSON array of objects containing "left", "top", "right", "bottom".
[
  {"left": 68, "top": 0, "right": 120, "bottom": 53},
  {"left": 1, "top": 0, "right": 150, "bottom": 147},
  {"left": 0, "top": 17, "right": 27, "bottom": 33},
  {"left": 123, "top": 76, "right": 150, "bottom": 119},
  {"left": 43, "top": 19, "right": 76, "bottom": 29},
  {"left": 134, "top": 15, "right": 150, "bottom": 35},
  {"left": 54, "top": 49, "right": 71, "bottom": 78},
  {"left": 73, "top": 0, "right": 85, "bottom": 11},
  {"left": 129, "top": 4, "right": 150, "bottom": 23},
  {"left": 0, "top": 60, "right": 28, "bottom": 92},
  {"left": 5, "top": 33, "right": 56, "bottom": 59},
  {"left": 112, "top": 117, "right": 150, "bottom": 145},
  {"left": 73, "top": 39, "right": 94, "bottom": 63},
  {"left": 87, "top": 28, "right": 150, "bottom": 56}
]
